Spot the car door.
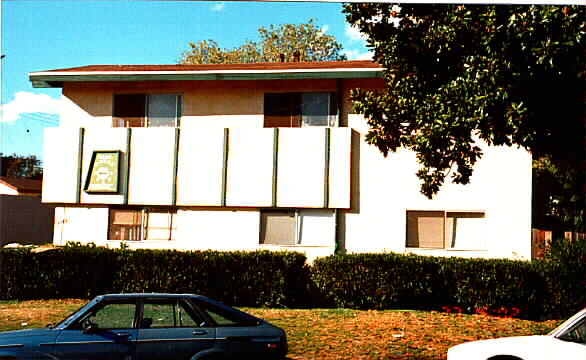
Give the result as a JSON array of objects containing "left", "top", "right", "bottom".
[
  {"left": 134, "top": 299, "right": 215, "bottom": 360},
  {"left": 51, "top": 300, "right": 138, "bottom": 360}
]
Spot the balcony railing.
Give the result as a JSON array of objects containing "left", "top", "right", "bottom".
[{"left": 43, "top": 127, "right": 352, "bottom": 209}]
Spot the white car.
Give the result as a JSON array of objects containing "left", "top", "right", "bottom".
[{"left": 447, "top": 308, "right": 586, "bottom": 360}]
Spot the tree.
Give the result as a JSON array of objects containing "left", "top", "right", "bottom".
[
  {"left": 533, "top": 156, "right": 584, "bottom": 234},
  {"left": 179, "top": 19, "right": 347, "bottom": 64},
  {"left": 343, "top": 4, "right": 585, "bottom": 206},
  {"left": 0, "top": 153, "right": 43, "bottom": 179}
]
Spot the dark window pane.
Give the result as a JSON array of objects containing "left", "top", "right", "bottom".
[
  {"left": 89, "top": 302, "right": 136, "bottom": 329},
  {"left": 148, "top": 94, "right": 180, "bottom": 127},
  {"left": 113, "top": 94, "right": 146, "bottom": 127},
  {"left": 109, "top": 209, "right": 142, "bottom": 241},
  {"left": 143, "top": 303, "right": 176, "bottom": 328},
  {"left": 264, "top": 93, "right": 301, "bottom": 128},
  {"left": 301, "top": 93, "right": 337, "bottom": 127}
]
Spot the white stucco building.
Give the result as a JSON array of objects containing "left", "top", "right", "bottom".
[{"left": 31, "top": 60, "right": 532, "bottom": 260}]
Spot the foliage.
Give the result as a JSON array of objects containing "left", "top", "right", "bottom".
[
  {"left": 343, "top": 4, "right": 585, "bottom": 198},
  {"left": 311, "top": 253, "right": 580, "bottom": 320},
  {"left": 0, "top": 152, "right": 43, "bottom": 179},
  {"left": 533, "top": 156, "right": 585, "bottom": 233},
  {"left": 544, "top": 236, "right": 586, "bottom": 315},
  {"left": 179, "top": 19, "right": 347, "bottom": 64},
  {"left": 0, "top": 246, "right": 308, "bottom": 308},
  {"left": 1, "top": 245, "right": 582, "bottom": 319}
]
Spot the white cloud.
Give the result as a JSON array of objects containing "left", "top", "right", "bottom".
[
  {"left": 0, "top": 92, "right": 61, "bottom": 123},
  {"left": 345, "top": 23, "right": 367, "bottom": 42},
  {"left": 344, "top": 49, "right": 374, "bottom": 61},
  {"left": 210, "top": 2, "right": 225, "bottom": 12}
]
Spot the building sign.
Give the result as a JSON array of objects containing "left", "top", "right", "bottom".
[{"left": 84, "top": 151, "right": 121, "bottom": 193}]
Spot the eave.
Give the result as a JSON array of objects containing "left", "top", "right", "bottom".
[{"left": 29, "top": 67, "right": 383, "bottom": 88}]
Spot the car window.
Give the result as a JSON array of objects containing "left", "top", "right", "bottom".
[
  {"left": 560, "top": 317, "right": 586, "bottom": 344},
  {"left": 142, "top": 301, "right": 203, "bottom": 328},
  {"left": 84, "top": 302, "right": 136, "bottom": 330},
  {"left": 194, "top": 299, "right": 258, "bottom": 327}
]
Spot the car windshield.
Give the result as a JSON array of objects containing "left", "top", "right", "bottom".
[
  {"left": 52, "top": 301, "right": 93, "bottom": 328},
  {"left": 549, "top": 308, "right": 586, "bottom": 337}
]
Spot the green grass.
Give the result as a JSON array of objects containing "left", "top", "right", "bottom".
[{"left": 0, "top": 300, "right": 562, "bottom": 359}]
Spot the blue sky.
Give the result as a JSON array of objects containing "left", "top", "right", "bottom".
[{"left": 0, "top": 0, "right": 370, "bottom": 160}]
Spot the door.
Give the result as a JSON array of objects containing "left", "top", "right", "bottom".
[
  {"left": 51, "top": 301, "right": 138, "bottom": 360},
  {"left": 135, "top": 300, "right": 215, "bottom": 360}
]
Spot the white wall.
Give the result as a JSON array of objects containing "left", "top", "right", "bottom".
[
  {"left": 176, "top": 128, "right": 225, "bottom": 206},
  {"left": 43, "top": 127, "right": 82, "bottom": 203},
  {"left": 53, "top": 206, "right": 109, "bottom": 246},
  {"left": 128, "top": 128, "right": 176, "bottom": 205},
  {"left": 343, "top": 114, "right": 533, "bottom": 260},
  {"left": 226, "top": 128, "right": 275, "bottom": 207},
  {"left": 0, "top": 184, "right": 19, "bottom": 196},
  {"left": 80, "top": 128, "right": 129, "bottom": 205}
]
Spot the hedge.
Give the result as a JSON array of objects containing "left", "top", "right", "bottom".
[
  {"left": 0, "top": 244, "right": 309, "bottom": 308},
  {"left": 310, "top": 254, "right": 569, "bottom": 319},
  {"left": 0, "top": 244, "right": 583, "bottom": 320}
]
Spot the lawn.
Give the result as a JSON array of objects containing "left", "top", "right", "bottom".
[{"left": 0, "top": 300, "right": 561, "bottom": 359}]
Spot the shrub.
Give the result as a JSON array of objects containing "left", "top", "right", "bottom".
[
  {"left": 0, "top": 244, "right": 583, "bottom": 320},
  {"left": 0, "top": 245, "right": 307, "bottom": 308},
  {"left": 311, "top": 253, "right": 576, "bottom": 320}
]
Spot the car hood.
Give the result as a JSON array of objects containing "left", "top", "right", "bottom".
[
  {"left": 0, "top": 328, "right": 55, "bottom": 341},
  {"left": 448, "top": 335, "right": 553, "bottom": 359}
]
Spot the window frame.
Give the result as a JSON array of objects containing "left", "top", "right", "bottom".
[
  {"left": 260, "top": 209, "right": 300, "bottom": 246},
  {"left": 112, "top": 93, "right": 182, "bottom": 128},
  {"left": 70, "top": 300, "right": 139, "bottom": 331},
  {"left": 259, "top": 208, "right": 335, "bottom": 247},
  {"left": 405, "top": 210, "right": 486, "bottom": 250},
  {"left": 108, "top": 207, "right": 177, "bottom": 241},
  {"left": 263, "top": 92, "right": 338, "bottom": 128},
  {"left": 139, "top": 299, "right": 205, "bottom": 329}
]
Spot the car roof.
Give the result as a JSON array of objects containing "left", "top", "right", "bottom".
[{"left": 98, "top": 293, "right": 203, "bottom": 300}]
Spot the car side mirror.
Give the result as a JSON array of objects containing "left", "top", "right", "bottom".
[{"left": 82, "top": 320, "right": 98, "bottom": 333}]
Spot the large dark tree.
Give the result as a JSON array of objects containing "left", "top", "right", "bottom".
[
  {"left": 0, "top": 153, "right": 43, "bottom": 179},
  {"left": 180, "top": 19, "right": 347, "bottom": 64},
  {"left": 343, "top": 4, "right": 584, "bottom": 232}
]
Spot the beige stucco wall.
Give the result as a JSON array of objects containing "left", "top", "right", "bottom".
[{"left": 48, "top": 77, "right": 532, "bottom": 261}]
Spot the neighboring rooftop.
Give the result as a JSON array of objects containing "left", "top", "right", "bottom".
[
  {"left": 0, "top": 177, "right": 42, "bottom": 195},
  {"left": 29, "top": 60, "right": 384, "bottom": 88}
]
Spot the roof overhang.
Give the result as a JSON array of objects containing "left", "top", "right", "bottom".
[{"left": 29, "top": 67, "right": 383, "bottom": 88}]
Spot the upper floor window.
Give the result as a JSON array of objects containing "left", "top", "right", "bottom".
[
  {"left": 113, "top": 94, "right": 181, "bottom": 128},
  {"left": 264, "top": 92, "right": 337, "bottom": 128}
]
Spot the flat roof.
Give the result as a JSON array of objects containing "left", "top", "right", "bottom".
[
  {"left": 29, "top": 60, "right": 384, "bottom": 88},
  {"left": 0, "top": 176, "right": 42, "bottom": 193}
]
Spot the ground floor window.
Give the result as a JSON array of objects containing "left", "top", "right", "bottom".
[
  {"left": 109, "top": 207, "right": 177, "bottom": 241},
  {"left": 406, "top": 210, "right": 486, "bottom": 250},
  {"left": 260, "top": 209, "right": 334, "bottom": 246}
]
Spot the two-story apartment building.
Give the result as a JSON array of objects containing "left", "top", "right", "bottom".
[{"left": 30, "top": 60, "right": 532, "bottom": 260}]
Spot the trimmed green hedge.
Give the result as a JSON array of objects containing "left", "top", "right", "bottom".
[
  {"left": 0, "top": 244, "right": 583, "bottom": 320},
  {"left": 0, "top": 245, "right": 309, "bottom": 308},
  {"left": 311, "top": 253, "right": 582, "bottom": 320}
]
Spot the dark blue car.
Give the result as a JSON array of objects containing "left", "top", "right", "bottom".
[{"left": 0, "top": 293, "right": 288, "bottom": 360}]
